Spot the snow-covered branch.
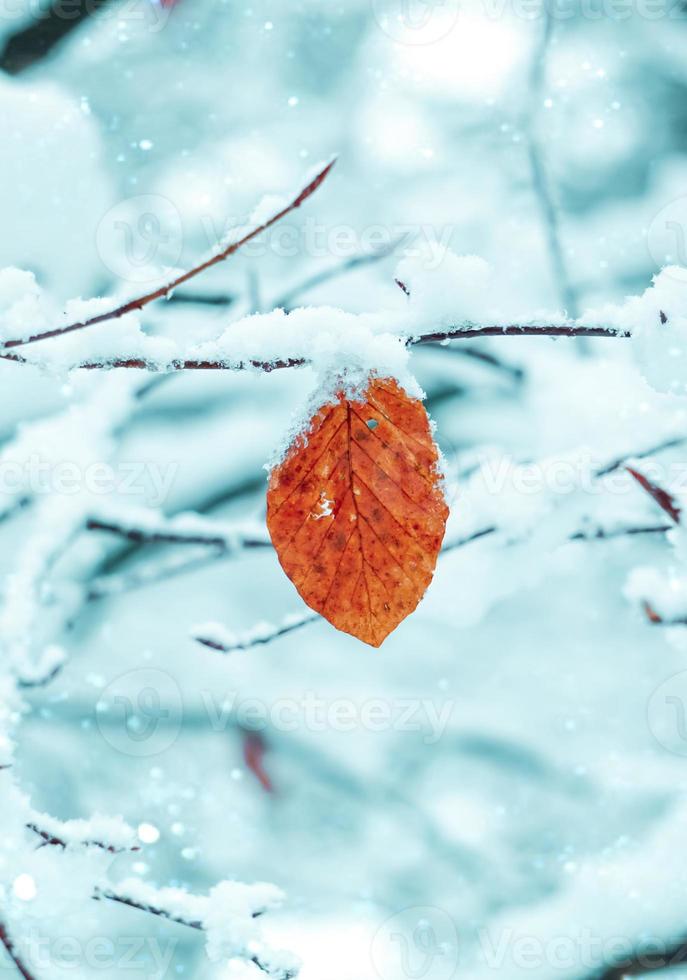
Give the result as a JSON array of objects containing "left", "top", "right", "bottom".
[
  {"left": 14, "top": 322, "right": 628, "bottom": 376},
  {"left": 0, "top": 159, "right": 336, "bottom": 355},
  {"left": 193, "top": 610, "right": 320, "bottom": 653},
  {"left": 95, "top": 880, "right": 299, "bottom": 979},
  {"left": 27, "top": 815, "right": 140, "bottom": 853}
]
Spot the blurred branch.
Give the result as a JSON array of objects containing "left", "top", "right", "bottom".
[
  {"left": 86, "top": 515, "right": 270, "bottom": 550},
  {"left": 589, "top": 939, "right": 687, "bottom": 978},
  {"left": 85, "top": 514, "right": 272, "bottom": 600},
  {"left": 402, "top": 282, "right": 523, "bottom": 384},
  {"left": 596, "top": 436, "right": 687, "bottom": 477},
  {"left": 525, "top": 10, "right": 583, "bottom": 345},
  {"left": 16, "top": 665, "right": 63, "bottom": 690},
  {"left": 270, "top": 235, "right": 408, "bottom": 310},
  {"left": 626, "top": 466, "right": 681, "bottom": 524},
  {"left": 0, "top": 159, "right": 336, "bottom": 355},
  {"left": 168, "top": 291, "right": 235, "bottom": 307},
  {"left": 0, "top": 0, "right": 113, "bottom": 75},
  {"left": 0, "top": 922, "right": 34, "bottom": 980},
  {"left": 570, "top": 524, "right": 671, "bottom": 542},
  {"left": 86, "top": 547, "right": 232, "bottom": 601},
  {"left": 641, "top": 601, "right": 687, "bottom": 627},
  {"left": 423, "top": 342, "right": 525, "bottom": 383}
]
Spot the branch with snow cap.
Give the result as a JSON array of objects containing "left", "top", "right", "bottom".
[
  {"left": 0, "top": 159, "right": 336, "bottom": 355},
  {"left": 193, "top": 611, "right": 319, "bottom": 653},
  {"left": 97, "top": 879, "right": 299, "bottom": 979},
  {"left": 1, "top": 766, "right": 298, "bottom": 979},
  {"left": 4, "top": 319, "right": 629, "bottom": 376},
  {"left": 27, "top": 813, "right": 139, "bottom": 853},
  {"left": 2, "top": 166, "right": 685, "bottom": 385}
]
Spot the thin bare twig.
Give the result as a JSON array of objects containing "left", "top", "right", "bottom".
[
  {"left": 270, "top": 234, "right": 408, "bottom": 310},
  {"left": 28, "top": 823, "right": 139, "bottom": 853},
  {"left": 423, "top": 343, "right": 525, "bottom": 383},
  {"left": 570, "top": 524, "right": 672, "bottom": 541},
  {"left": 0, "top": 921, "right": 35, "bottom": 980},
  {"left": 0, "top": 160, "right": 336, "bottom": 354},
  {"left": 95, "top": 889, "right": 204, "bottom": 930},
  {"left": 526, "top": 14, "right": 580, "bottom": 321},
  {"left": 596, "top": 436, "right": 687, "bottom": 477},
  {"left": 86, "top": 517, "right": 270, "bottom": 550},
  {"left": 194, "top": 611, "right": 319, "bottom": 653}
]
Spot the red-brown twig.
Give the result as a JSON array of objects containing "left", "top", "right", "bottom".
[
  {"left": 414, "top": 323, "right": 626, "bottom": 343},
  {"left": 626, "top": 466, "right": 682, "bottom": 524},
  {"left": 0, "top": 160, "right": 336, "bottom": 355},
  {"left": 641, "top": 600, "right": 687, "bottom": 627},
  {"left": 71, "top": 356, "right": 308, "bottom": 372},
  {"left": 0, "top": 921, "right": 35, "bottom": 980},
  {"left": 242, "top": 731, "right": 274, "bottom": 794}
]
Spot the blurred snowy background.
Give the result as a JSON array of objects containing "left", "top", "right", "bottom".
[{"left": 1, "top": 0, "right": 687, "bottom": 978}]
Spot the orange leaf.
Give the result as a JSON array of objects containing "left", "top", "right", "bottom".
[{"left": 267, "top": 377, "right": 449, "bottom": 646}]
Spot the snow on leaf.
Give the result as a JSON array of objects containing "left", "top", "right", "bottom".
[{"left": 266, "top": 376, "right": 448, "bottom": 646}]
